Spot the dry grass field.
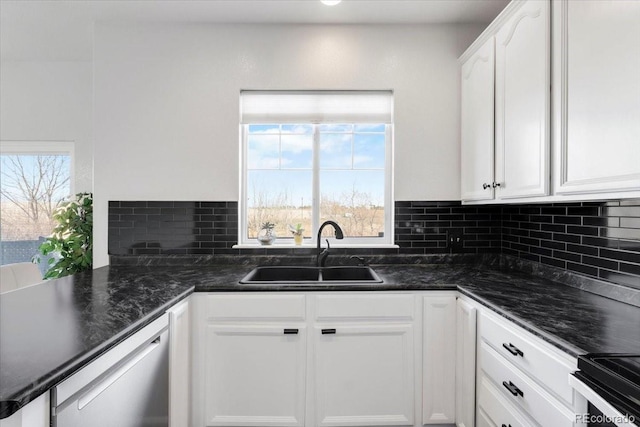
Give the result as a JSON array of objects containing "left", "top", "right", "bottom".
[{"left": 247, "top": 202, "right": 384, "bottom": 239}]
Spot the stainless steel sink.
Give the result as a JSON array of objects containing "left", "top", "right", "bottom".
[{"left": 239, "top": 266, "right": 382, "bottom": 285}]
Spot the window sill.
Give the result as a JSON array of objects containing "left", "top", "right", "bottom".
[{"left": 232, "top": 243, "right": 399, "bottom": 249}]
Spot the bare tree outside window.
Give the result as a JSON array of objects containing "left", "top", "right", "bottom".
[{"left": 0, "top": 154, "right": 71, "bottom": 264}]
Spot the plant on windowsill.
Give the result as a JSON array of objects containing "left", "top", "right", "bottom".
[
  {"left": 37, "top": 192, "right": 93, "bottom": 279},
  {"left": 257, "top": 221, "right": 277, "bottom": 246},
  {"left": 288, "top": 223, "right": 305, "bottom": 246}
]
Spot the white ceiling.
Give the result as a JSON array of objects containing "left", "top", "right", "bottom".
[{"left": 0, "top": 0, "right": 509, "bottom": 61}]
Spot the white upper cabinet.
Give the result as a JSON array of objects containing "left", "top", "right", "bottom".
[
  {"left": 462, "top": 0, "right": 640, "bottom": 203},
  {"left": 494, "top": 0, "right": 550, "bottom": 199},
  {"left": 460, "top": 0, "right": 550, "bottom": 203},
  {"left": 553, "top": 0, "right": 640, "bottom": 195},
  {"left": 461, "top": 37, "right": 496, "bottom": 202}
]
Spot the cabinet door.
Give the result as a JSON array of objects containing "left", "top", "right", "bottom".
[
  {"left": 313, "top": 324, "right": 414, "bottom": 426},
  {"left": 456, "top": 299, "right": 477, "bottom": 427},
  {"left": 422, "top": 296, "right": 456, "bottom": 424},
  {"left": 461, "top": 37, "right": 495, "bottom": 202},
  {"left": 495, "top": 0, "right": 550, "bottom": 199},
  {"left": 168, "top": 299, "right": 191, "bottom": 427},
  {"left": 204, "top": 324, "right": 306, "bottom": 427},
  {"left": 554, "top": 0, "right": 640, "bottom": 194}
]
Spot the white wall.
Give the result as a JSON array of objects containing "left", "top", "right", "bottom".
[
  {"left": 0, "top": 61, "right": 93, "bottom": 192},
  {"left": 93, "top": 23, "right": 484, "bottom": 266}
]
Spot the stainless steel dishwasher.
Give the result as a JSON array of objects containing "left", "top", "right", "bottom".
[{"left": 51, "top": 315, "right": 169, "bottom": 427}]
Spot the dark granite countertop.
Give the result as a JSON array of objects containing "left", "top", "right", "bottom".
[
  {"left": 0, "top": 267, "right": 192, "bottom": 419},
  {"left": 1, "top": 261, "right": 639, "bottom": 419}
]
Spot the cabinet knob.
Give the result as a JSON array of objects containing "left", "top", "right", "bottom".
[
  {"left": 492, "top": 182, "right": 502, "bottom": 188},
  {"left": 502, "top": 380, "right": 524, "bottom": 397},
  {"left": 502, "top": 342, "right": 524, "bottom": 357},
  {"left": 482, "top": 183, "right": 491, "bottom": 190}
]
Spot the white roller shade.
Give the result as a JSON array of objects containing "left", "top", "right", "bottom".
[{"left": 240, "top": 90, "right": 393, "bottom": 124}]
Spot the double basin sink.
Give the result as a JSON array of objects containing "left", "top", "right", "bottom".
[{"left": 239, "top": 266, "right": 382, "bottom": 285}]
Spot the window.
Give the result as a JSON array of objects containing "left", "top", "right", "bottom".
[
  {"left": 0, "top": 142, "right": 73, "bottom": 265},
  {"left": 240, "top": 91, "right": 393, "bottom": 246}
]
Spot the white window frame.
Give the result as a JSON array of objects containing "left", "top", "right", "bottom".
[{"left": 238, "top": 123, "right": 394, "bottom": 247}]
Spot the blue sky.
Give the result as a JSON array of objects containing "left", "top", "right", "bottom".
[{"left": 247, "top": 124, "right": 386, "bottom": 208}]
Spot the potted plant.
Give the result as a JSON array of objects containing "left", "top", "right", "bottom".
[
  {"left": 37, "top": 192, "right": 93, "bottom": 279},
  {"left": 288, "top": 223, "right": 305, "bottom": 245},
  {"left": 257, "top": 221, "right": 277, "bottom": 245}
]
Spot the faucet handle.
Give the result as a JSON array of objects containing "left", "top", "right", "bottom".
[{"left": 325, "top": 239, "right": 330, "bottom": 250}]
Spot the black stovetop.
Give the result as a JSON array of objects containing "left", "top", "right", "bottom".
[{"left": 577, "top": 354, "right": 640, "bottom": 419}]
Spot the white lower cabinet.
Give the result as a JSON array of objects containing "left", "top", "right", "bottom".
[
  {"left": 313, "top": 324, "right": 414, "bottom": 426},
  {"left": 194, "top": 292, "right": 470, "bottom": 427},
  {"left": 168, "top": 298, "right": 192, "bottom": 427},
  {"left": 456, "top": 298, "right": 477, "bottom": 427},
  {"left": 476, "top": 308, "right": 581, "bottom": 427},
  {"left": 193, "top": 294, "right": 307, "bottom": 427},
  {"left": 422, "top": 296, "right": 456, "bottom": 424},
  {"left": 204, "top": 324, "right": 307, "bottom": 426},
  {"left": 194, "top": 291, "right": 585, "bottom": 427},
  {"left": 479, "top": 342, "right": 574, "bottom": 427}
]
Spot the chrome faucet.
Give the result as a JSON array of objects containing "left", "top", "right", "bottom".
[{"left": 316, "top": 220, "right": 344, "bottom": 267}]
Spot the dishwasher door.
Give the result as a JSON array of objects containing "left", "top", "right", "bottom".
[{"left": 52, "top": 316, "right": 169, "bottom": 427}]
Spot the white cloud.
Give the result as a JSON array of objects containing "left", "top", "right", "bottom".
[{"left": 319, "top": 133, "right": 351, "bottom": 153}]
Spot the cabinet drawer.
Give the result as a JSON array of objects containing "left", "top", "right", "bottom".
[
  {"left": 479, "top": 312, "right": 575, "bottom": 405},
  {"left": 478, "top": 375, "right": 533, "bottom": 427},
  {"left": 479, "top": 342, "right": 574, "bottom": 427},
  {"left": 314, "top": 294, "right": 415, "bottom": 321},
  {"left": 204, "top": 294, "right": 306, "bottom": 321}
]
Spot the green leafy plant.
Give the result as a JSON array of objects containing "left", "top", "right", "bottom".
[{"left": 38, "top": 192, "right": 93, "bottom": 279}]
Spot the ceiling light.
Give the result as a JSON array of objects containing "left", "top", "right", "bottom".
[{"left": 320, "top": 0, "right": 342, "bottom": 6}]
